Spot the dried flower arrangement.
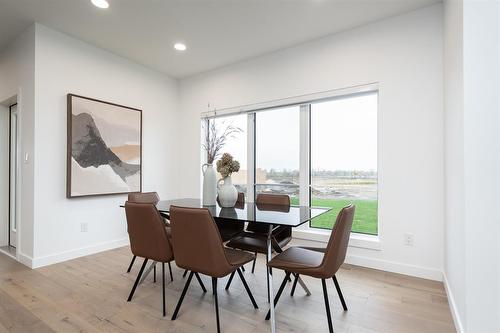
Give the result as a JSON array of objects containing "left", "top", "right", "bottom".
[
  {"left": 202, "top": 120, "right": 242, "bottom": 164},
  {"left": 216, "top": 153, "right": 240, "bottom": 178}
]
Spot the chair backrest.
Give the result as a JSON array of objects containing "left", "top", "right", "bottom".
[
  {"left": 256, "top": 193, "right": 290, "bottom": 206},
  {"left": 125, "top": 202, "right": 173, "bottom": 262},
  {"left": 247, "top": 194, "right": 290, "bottom": 233},
  {"left": 235, "top": 192, "right": 245, "bottom": 208},
  {"left": 321, "top": 204, "right": 355, "bottom": 276},
  {"left": 169, "top": 206, "right": 232, "bottom": 277},
  {"left": 128, "top": 192, "right": 160, "bottom": 204}
]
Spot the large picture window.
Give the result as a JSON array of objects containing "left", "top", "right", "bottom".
[
  {"left": 203, "top": 89, "right": 378, "bottom": 235},
  {"left": 255, "top": 106, "right": 300, "bottom": 201},
  {"left": 310, "top": 93, "right": 378, "bottom": 234}
]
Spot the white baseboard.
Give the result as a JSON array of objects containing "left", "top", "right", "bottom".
[
  {"left": 443, "top": 272, "right": 465, "bottom": 333},
  {"left": 17, "top": 251, "right": 34, "bottom": 268},
  {"left": 30, "top": 238, "right": 130, "bottom": 269},
  {"left": 345, "top": 254, "right": 443, "bottom": 281}
]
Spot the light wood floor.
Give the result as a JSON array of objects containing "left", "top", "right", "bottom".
[{"left": 0, "top": 241, "right": 456, "bottom": 333}]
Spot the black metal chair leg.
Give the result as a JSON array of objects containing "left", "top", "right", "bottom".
[
  {"left": 332, "top": 275, "right": 348, "bottom": 311},
  {"left": 195, "top": 272, "right": 207, "bottom": 292},
  {"left": 225, "top": 271, "right": 235, "bottom": 290},
  {"left": 265, "top": 272, "right": 291, "bottom": 320},
  {"left": 290, "top": 274, "right": 299, "bottom": 296},
  {"left": 322, "top": 279, "right": 334, "bottom": 333},
  {"left": 171, "top": 271, "right": 194, "bottom": 320},
  {"left": 183, "top": 269, "right": 188, "bottom": 278},
  {"left": 127, "top": 255, "right": 136, "bottom": 273},
  {"left": 127, "top": 258, "right": 148, "bottom": 302},
  {"left": 168, "top": 262, "right": 173, "bottom": 282},
  {"left": 236, "top": 268, "right": 258, "bottom": 309},
  {"left": 251, "top": 254, "right": 257, "bottom": 273},
  {"left": 162, "top": 263, "right": 166, "bottom": 317},
  {"left": 153, "top": 264, "right": 156, "bottom": 283},
  {"left": 241, "top": 265, "right": 245, "bottom": 272},
  {"left": 212, "top": 278, "right": 221, "bottom": 333}
]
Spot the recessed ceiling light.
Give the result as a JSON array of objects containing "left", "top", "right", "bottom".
[
  {"left": 91, "top": 0, "right": 109, "bottom": 9},
  {"left": 174, "top": 43, "right": 187, "bottom": 51}
]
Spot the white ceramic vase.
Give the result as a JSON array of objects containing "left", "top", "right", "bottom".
[
  {"left": 202, "top": 164, "right": 217, "bottom": 206},
  {"left": 217, "top": 176, "right": 238, "bottom": 207}
]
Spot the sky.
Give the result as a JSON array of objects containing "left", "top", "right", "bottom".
[
  {"left": 211, "top": 92, "right": 377, "bottom": 172},
  {"left": 311, "top": 93, "right": 377, "bottom": 171},
  {"left": 213, "top": 114, "right": 247, "bottom": 167}
]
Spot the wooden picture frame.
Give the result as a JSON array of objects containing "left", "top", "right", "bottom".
[{"left": 67, "top": 94, "right": 142, "bottom": 198}]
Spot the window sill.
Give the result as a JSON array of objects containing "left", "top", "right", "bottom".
[{"left": 292, "top": 229, "right": 381, "bottom": 251}]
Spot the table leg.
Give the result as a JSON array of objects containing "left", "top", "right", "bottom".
[
  {"left": 139, "top": 261, "right": 157, "bottom": 285},
  {"left": 297, "top": 276, "right": 312, "bottom": 296},
  {"left": 267, "top": 225, "right": 276, "bottom": 333},
  {"left": 271, "top": 239, "right": 311, "bottom": 296}
]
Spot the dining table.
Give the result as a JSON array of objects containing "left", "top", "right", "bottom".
[{"left": 122, "top": 197, "right": 331, "bottom": 333}]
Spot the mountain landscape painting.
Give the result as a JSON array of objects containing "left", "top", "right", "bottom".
[{"left": 67, "top": 94, "right": 142, "bottom": 198}]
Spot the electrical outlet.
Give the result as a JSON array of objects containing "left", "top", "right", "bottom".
[
  {"left": 404, "top": 233, "right": 414, "bottom": 246},
  {"left": 81, "top": 222, "right": 88, "bottom": 233}
]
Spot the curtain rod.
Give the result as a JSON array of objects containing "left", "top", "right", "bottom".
[{"left": 200, "top": 82, "right": 378, "bottom": 119}]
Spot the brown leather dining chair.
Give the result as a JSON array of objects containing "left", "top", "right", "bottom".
[
  {"left": 169, "top": 206, "right": 258, "bottom": 333},
  {"left": 180, "top": 192, "right": 247, "bottom": 279},
  {"left": 126, "top": 192, "right": 174, "bottom": 282},
  {"left": 125, "top": 201, "right": 208, "bottom": 316},
  {"left": 264, "top": 204, "right": 355, "bottom": 333},
  {"left": 124, "top": 201, "right": 174, "bottom": 317},
  {"left": 226, "top": 194, "right": 292, "bottom": 297}
]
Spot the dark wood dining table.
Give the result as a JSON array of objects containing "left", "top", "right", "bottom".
[{"left": 123, "top": 198, "right": 331, "bottom": 333}]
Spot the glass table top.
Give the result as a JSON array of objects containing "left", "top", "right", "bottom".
[{"left": 155, "top": 198, "right": 331, "bottom": 227}]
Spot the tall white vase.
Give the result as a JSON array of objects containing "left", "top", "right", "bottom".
[
  {"left": 217, "top": 176, "right": 238, "bottom": 207},
  {"left": 202, "top": 164, "right": 217, "bottom": 206}
]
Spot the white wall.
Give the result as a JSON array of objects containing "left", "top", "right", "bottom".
[
  {"left": 443, "top": 0, "right": 466, "bottom": 330},
  {"left": 0, "top": 26, "right": 36, "bottom": 260},
  {"left": 462, "top": 1, "right": 500, "bottom": 331},
  {"left": 30, "top": 24, "right": 179, "bottom": 266},
  {"left": 444, "top": 0, "right": 500, "bottom": 332},
  {"left": 179, "top": 5, "right": 444, "bottom": 280},
  {"left": 0, "top": 105, "right": 9, "bottom": 247}
]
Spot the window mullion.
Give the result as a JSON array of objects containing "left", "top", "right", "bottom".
[
  {"left": 299, "top": 104, "right": 311, "bottom": 207},
  {"left": 247, "top": 112, "right": 256, "bottom": 202}
]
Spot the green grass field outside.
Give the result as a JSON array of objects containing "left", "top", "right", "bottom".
[{"left": 290, "top": 198, "right": 378, "bottom": 235}]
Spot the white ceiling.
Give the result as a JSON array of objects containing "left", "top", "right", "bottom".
[{"left": 0, "top": 0, "right": 440, "bottom": 78}]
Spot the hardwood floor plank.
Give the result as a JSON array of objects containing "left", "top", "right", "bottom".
[{"left": 0, "top": 289, "right": 55, "bottom": 333}]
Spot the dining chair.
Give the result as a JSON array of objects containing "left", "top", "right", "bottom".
[
  {"left": 126, "top": 192, "right": 174, "bottom": 282},
  {"left": 181, "top": 193, "right": 246, "bottom": 279},
  {"left": 125, "top": 201, "right": 208, "bottom": 316},
  {"left": 169, "top": 206, "right": 258, "bottom": 333},
  {"left": 264, "top": 204, "right": 355, "bottom": 333},
  {"left": 124, "top": 201, "right": 175, "bottom": 317},
  {"left": 225, "top": 194, "right": 292, "bottom": 298}
]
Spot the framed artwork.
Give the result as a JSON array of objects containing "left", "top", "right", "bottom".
[{"left": 67, "top": 94, "right": 142, "bottom": 198}]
